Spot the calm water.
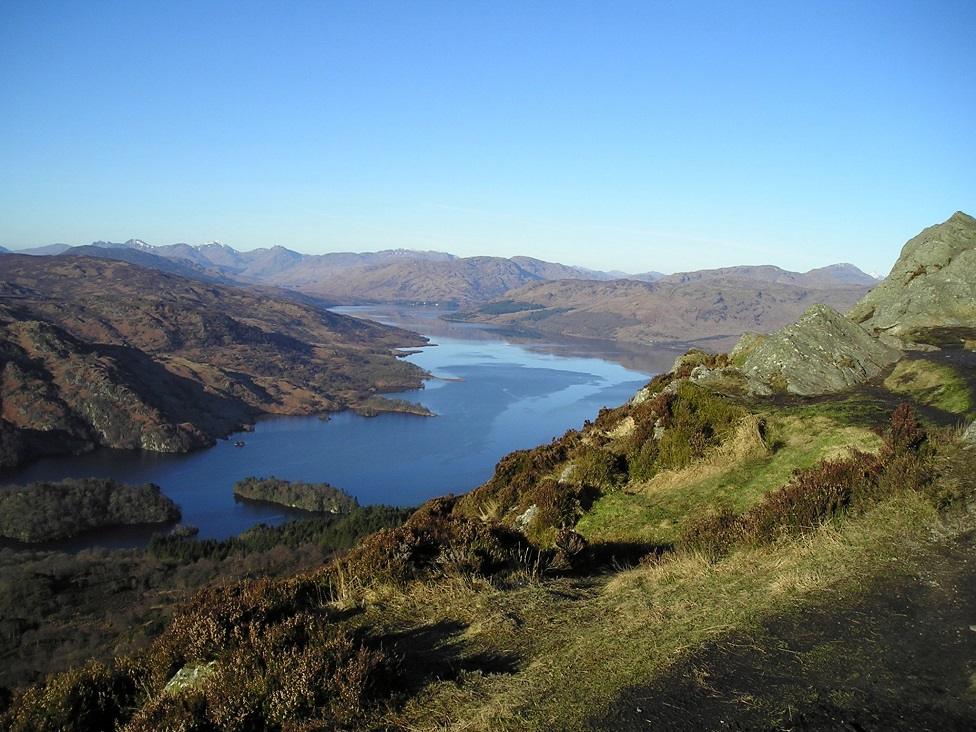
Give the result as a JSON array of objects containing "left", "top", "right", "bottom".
[{"left": 1, "top": 308, "right": 671, "bottom": 549}]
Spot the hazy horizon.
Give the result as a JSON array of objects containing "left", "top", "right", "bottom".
[
  {"left": 2, "top": 2, "right": 974, "bottom": 276},
  {"left": 1, "top": 235, "right": 898, "bottom": 278}
]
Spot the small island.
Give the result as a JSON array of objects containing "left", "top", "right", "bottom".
[
  {"left": 0, "top": 478, "right": 181, "bottom": 543},
  {"left": 351, "top": 396, "right": 434, "bottom": 418},
  {"left": 233, "top": 476, "right": 359, "bottom": 513}
]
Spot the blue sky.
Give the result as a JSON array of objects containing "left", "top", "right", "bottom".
[{"left": 1, "top": 1, "right": 973, "bottom": 275}]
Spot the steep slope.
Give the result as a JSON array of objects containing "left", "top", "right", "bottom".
[
  {"left": 451, "top": 273, "right": 873, "bottom": 349},
  {"left": 0, "top": 255, "right": 427, "bottom": 467},
  {"left": 849, "top": 211, "right": 976, "bottom": 348},
  {"left": 0, "top": 318, "right": 251, "bottom": 467}
]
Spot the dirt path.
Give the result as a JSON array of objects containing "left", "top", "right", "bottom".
[{"left": 589, "top": 529, "right": 976, "bottom": 731}]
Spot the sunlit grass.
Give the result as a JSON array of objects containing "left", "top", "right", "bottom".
[
  {"left": 381, "top": 491, "right": 942, "bottom": 731},
  {"left": 576, "top": 414, "right": 881, "bottom": 545},
  {"left": 883, "top": 358, "right": 973, "bottom": 416}
]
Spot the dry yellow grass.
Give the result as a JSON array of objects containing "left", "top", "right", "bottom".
[{"left": 378, "top": 492, "right": 944, "bottom": 731}]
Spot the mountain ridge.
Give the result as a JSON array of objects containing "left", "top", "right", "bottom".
[{"left": 4, "top": 238, "right": 876, "bottom": 307}]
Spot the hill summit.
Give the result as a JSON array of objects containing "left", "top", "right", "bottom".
[{"left": 849, "top": 211, "right": 976, "bottom": 349}]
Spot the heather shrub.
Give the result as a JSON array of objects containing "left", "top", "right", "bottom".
[
  {"left": 164, "top": 575, "right": 324, "bottom": 662},
  {"left": 458, "top": 429, "right": 581, "bottom": 521},
  {"left": 124, "top": 623, "right": 394, "bottom": 731},
  {"left": 627, "top": 439, "right": 659, "bottom": 482},
  {"left": 654, "top": 382, "right": 744, "bottom": 471},
  {"left": 528, "top": 479, "right": 589, "bottom": 536},
  {"left": 740, "top": 455, "right": 880, "bottom": 544},
  {"left": 875, "top": 403, "right": 933, "bottom": 498},
  {"left": 572, "top": 445, "right": 627, "bottom": 490},
  {"left": 886, "top": 401, "right": 927, "bottom": 455},
  {"left": 549, "top": 528, "right": 588, "bottom": 571},
  {"left": 877, "top": 451, "right": 932, "bottom": 497},
  {"left": 680, "top": 508, "right": 741, "bottom": 559},
  {"left": 4, "top": 659, "right": 141, "bottom": 732},
  {"left": 673, "top": 350, "right": 729, "bottom": 379},
  {"left": 342, "top": 497, "right": 522, "bottom": 586}
]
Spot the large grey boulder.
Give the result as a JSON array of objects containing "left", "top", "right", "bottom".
[
  {"left": 738, "top": 304, "right": 901, "bottom": 396},
  {"left": 849, "top": 211, "right": 976, "bottom": 348}
]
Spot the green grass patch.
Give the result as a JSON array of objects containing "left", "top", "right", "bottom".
[
  {"left": 763, "top": 393, "right": 894, "bottom": 428},
  {"left": 883, "top": 358, "right": 973, "bottom": 416},
  {"left": 576, "top": 416, "right": 882, "bottom": 545}
]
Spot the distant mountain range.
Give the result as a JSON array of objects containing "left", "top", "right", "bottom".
[
  {"left": 2, "top": 238, "right": 876, "bottom": 309},
  {"left": 449, "top": 269, "right": 876, "bottom": 350}
]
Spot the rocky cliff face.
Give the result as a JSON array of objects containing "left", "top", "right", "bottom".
[
  {"left": 733, "top": 305, "right": 901, "bottom": 396},
  {"left": 849, "top": 211, "right": 976, "bottom": 348}
]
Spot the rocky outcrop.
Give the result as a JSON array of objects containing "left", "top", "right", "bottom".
[
  {"left": 735, "top": 305, "right": 901, "bottom": 396},
  {"left": 849, "top": 212, "right": 976, "bottom": 348}
]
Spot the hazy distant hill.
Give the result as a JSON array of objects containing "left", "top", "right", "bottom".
[
  {"left": 509, "top": 256, "right": 619, "bottom": 282},
  {"left": 450, "top": 264, "right": 876, "bottom": 349},
  {"left": 18, "top": 239, "right": 627, "bottom": 306},
  {"left": 11, "top": 239, "right": 878, "bottom": 315},
  {"left": 0, "top": 254, "right": 426, "bottom": 468},
  {"left": 65, "top": 244, "right": 230, "bottom": 284},
  {"left": 264, "top": 255, "right": 549, "bottom": 305},
  {"left": 15, "top": 243, "right": 72, "bottom": 255},
  {"left": 657, "top": 263, "right": 878, "bottom": 288}
]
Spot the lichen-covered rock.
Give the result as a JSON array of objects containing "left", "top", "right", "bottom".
[
  {"left": 964, "top": 420, "right": 976, "bottom": 446},
  {"left": 849, "top": 211, "right": 976, "bottom": 348},
  {"left": 737, "top": 305, "right": 901, "bottom": 396},
  {"left": 730, "top": 332, "right": 765, "bottom": 366}
]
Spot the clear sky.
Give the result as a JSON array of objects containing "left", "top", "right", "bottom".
[{"left": 1, "top": 1, "right": 974, "bottom": 275}]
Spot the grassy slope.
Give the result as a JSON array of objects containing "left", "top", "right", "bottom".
[
  {"left": 883, "top": 357, "right": 974, "bottom": 415},
  {"left": 379, "top": 491, "right": 949, "bottom": 730},
  {"left": 358, "top": 388, "right": 971, "bottom": 729},
  {"left": 577, "top": 414, "right": 883, "bottom": 545}
]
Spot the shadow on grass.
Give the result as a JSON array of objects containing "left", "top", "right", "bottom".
[
  {"left": 573, "top": 540, "right": 673, "bottom": 574},
  {"left": 378, "top": 619, "right": 521, "bottom": 696}
]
